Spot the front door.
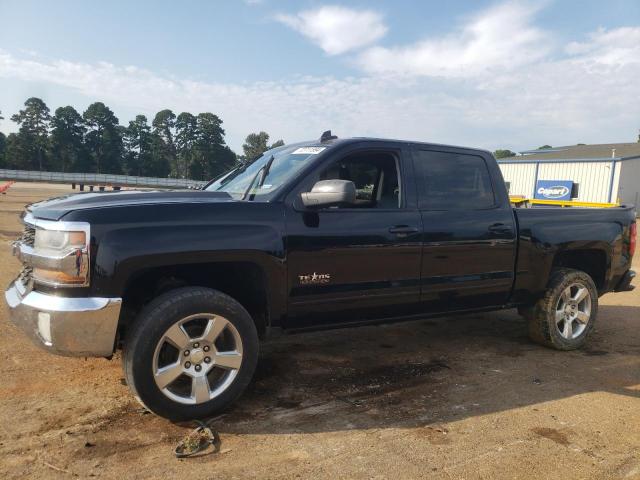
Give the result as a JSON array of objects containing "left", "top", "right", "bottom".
[{"left": 284, "top": 145, "right": 423, "bottom": 326}]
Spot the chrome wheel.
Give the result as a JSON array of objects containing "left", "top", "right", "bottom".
[
  {"left": 152, "top": 313, "right": 243, "bottom": 405},
  {"left": 555, "top": 283, "right": 591, "bottom": 340}
]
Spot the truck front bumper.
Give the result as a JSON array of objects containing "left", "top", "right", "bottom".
[{"left": 4, "top": 279, "right": 122, "bottom": 357}]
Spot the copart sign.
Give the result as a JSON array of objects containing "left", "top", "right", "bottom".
[{"left": 534, "top": 180, "right": 573, "bottom": 200}]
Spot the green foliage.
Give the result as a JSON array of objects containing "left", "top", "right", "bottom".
[
  {"left": 10, "top": 98, "right": 51, "bottom": 170},
  {"left": 5, "top": 133, "right": 23, "bottom": 169},
  {"left": 0, "top": 110, "right": 4, "bottom": 167},
  {"left": 1, "top": 98, "right": 251, "bottom": 179},
  {"left": 242, "top": 131, "right": 285, "bottom": 163},
  {"left": 83, "top": 102, "right": 124, "bottom": 174},
  {"left": 537, "top": 145, "right": 552, "bottom": 150},
  {"left": 175, "top": 112, "right": 198, "bottom": 179},
  {"left": 0, "top": 131, "right": 6, "bottom": 168},
  {"left": 123, "top": 115, "right": 152, "bottom": 176},
  {"left": 189, "top": 113, "right": 236, "bottom": 180},
  {"left": 152, "top": 109, "right": 177, "bottom": 177},
  {"left": 493, "top": 149, "right": 516, "bottom": 159},
  {"left": 50, "top": 106, "right": 87, "bottom": 172},
  {"left": 243, "top": 131, "right": 269, "bottom": 162}
]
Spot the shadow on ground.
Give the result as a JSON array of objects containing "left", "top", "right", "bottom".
[{"left": 202, "top": 304, "right": 640, "bottom": 435}]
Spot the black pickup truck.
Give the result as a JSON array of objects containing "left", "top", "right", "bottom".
[{"left": 5, "top": 133, "right": 636, "bottom": 420}]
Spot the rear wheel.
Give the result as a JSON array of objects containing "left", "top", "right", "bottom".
[
  {"left": 523, "top": 268, "right": 598, "bottom": 350},
  {"left": 123, "top": 287, "right": 259, "bottom": 421}
]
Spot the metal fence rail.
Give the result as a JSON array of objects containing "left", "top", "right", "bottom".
[{"left": 0, "top": 169, "right": 207, "bottom": 189}]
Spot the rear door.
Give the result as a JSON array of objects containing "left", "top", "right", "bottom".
[{"left": 412, "top": 146, "right": 516, "bottom": 310}]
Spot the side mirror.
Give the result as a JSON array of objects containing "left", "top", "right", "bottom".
[{"left": 301, "top": 180, "right": 356, "bottom": 208}]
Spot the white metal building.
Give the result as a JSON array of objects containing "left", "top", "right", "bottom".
[{"left": 497, "top": 143, "right": 640, "bottom": 205}]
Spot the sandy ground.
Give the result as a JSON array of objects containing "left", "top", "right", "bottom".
[{"left": 0, "top": 182, "right": 639, "bottom": 480}]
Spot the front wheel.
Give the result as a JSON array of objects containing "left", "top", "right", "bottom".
[
  {"left": 523, "top": 268, "right": 598, "bottom": 350},
  {"left": 123, "top": 287, "right": 259, "bottom": 421}
]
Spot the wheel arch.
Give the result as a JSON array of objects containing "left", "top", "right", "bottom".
[
  {"left": 552, "top": 248, "right": 608, "bottom": 293},
  {"left": 116, "top": 260, "right": 278, "bottom": 345}
]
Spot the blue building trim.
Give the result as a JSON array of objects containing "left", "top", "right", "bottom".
[
  {"left": 607, "top": 160, "right": 618, "bottom": 203},
  {"left": 532, "top": 161, "right": 540, "bottom": 198}
]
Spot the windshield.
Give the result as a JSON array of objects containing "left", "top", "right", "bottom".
[{"left": 206, "top": 144, "right": 326, "bottom": 200}]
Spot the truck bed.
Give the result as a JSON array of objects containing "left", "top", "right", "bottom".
[{"left": 511, "top": 205, "right": 636, "bottom": 302}]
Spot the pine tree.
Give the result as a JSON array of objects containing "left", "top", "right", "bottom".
[
  {"left": 175, "top": 112, "right": 198, "bottom": 179},
  {"left": 50, "top": 106, "right": 87, "bottom": 172},
  {"left": 123, "top": 115, "right": 152, "bottom": 176},
  {"left": 10, "top": 98, "right": 51, "bottom": 170},
  {"left": 83, "top": 102, "right": 124, "bottom": 174},
  {"left": 151, "top": 109, "right": 177, "bottom": 176},
  {"left": 0, "top": 110, "right": 5, "bottom": 168},
  {"left": 192, "top": 113, "right": 236, "bottom": 180}
]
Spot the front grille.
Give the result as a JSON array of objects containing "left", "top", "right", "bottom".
[{"left": 21, "top": 223, "right": 36, "bottom": 247}]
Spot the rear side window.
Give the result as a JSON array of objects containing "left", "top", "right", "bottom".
[{"left": 413, "top": 150, "right": 495, "bottom": 210}]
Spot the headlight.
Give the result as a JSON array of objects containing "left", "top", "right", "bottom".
[
  {"left": 21, "top": 217, "right": 91, "bottom": 287},
  {"left": 34, "top": 230, "right": 86, "bottom": 252}
]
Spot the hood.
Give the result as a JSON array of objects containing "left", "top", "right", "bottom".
[{"left": 29, "top": 189, "right": 234, "bottom": 221}]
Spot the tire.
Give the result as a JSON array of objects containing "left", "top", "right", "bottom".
[
  {"left": 123, "top": 287, "right": 259, "bottom": 421},
  {"left": 524, "top": 268, "right": 598, "bottom": 350}
]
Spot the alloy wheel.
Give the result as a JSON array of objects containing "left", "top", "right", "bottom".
[
  {"left": 152, "top": 313, "right": 243, "bottom": 405},
  {"left": 555, "top": 283, "right": 591, "bottom": 340}
]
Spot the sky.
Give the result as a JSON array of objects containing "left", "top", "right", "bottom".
[{"left": 0, "top": 0, "right": 639, "bottom": 153}]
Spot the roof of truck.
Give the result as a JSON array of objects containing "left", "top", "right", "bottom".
[{"left": 303, "top": 136, "right": 492, "bottom": 156}]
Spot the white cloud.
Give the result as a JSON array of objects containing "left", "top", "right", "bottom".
[
  {"left": 275, "top": 6, "right": 387, "bottom": 55},
  {"left": 566, "top": 26, "right": 640, "bottom": 67},
  {"left": 358, "top": 1, "right": 549, "bottom": 77},
  {"left": 1, "top": 20, "right": 640, "bottom": 154}
]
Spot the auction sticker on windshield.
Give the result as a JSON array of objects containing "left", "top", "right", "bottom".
[{"left": 292, "top": 146, "right": 326, "bottom": 155}]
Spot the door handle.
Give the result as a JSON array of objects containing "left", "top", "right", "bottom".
[
  {"left": 389, "top": 225, "right": 419, "bottom": 236},
  {"left": 488, "top": 223, "right": 512, "bottom": 235}
]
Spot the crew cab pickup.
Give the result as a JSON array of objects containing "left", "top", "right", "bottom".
[{"left": 5, "top": 133, "right": 636, "bottom": 420}]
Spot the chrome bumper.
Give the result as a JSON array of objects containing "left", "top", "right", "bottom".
[
  {"left": 4, "top": 279, "right": 122, "bottom": 357},
  {"left": 12, "top": 241, "right": 87, "bottom": 278}
]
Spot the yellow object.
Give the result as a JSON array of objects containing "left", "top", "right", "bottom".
[{"left": 509, "top": 196, "right": 618, "bottom": 208}]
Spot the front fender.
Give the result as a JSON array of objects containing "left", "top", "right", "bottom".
[{"left": 91, "top": 224, "right": 286, "bottom": 317}]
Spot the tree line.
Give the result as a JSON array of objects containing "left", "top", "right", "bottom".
[{"left": 0, "top": 98, "right": 283, "bottom": 180}]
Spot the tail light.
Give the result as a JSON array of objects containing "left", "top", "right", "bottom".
[{"left": 631, "top": 222, "right": 637, "bottom": 258}]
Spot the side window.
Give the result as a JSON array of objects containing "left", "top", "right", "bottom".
[
  {"left": 413, "top": 150, "right": 495, "bottom": 210},
  {"left": 319, "top": 152, "right": 401, "bottom": 209}
]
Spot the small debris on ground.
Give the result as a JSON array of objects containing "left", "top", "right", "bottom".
[{"left": 174, "top": 421, "right": 221, "bottom": 458}]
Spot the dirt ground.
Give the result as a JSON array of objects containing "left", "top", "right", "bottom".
[{"left": 1, "top": 182, "right": 639, "bottom": 480}]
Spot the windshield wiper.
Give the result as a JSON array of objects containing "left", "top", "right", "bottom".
[{"left": 242, "top": 155, "right": 275, "bottom": 201}]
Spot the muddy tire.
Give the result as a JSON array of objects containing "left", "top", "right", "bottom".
[
  {"left": 523, "top": 268, "right": 598, "bottom": 350},
  {"left": 123, "top": 287, "right": 259, "bottom": 421}
]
